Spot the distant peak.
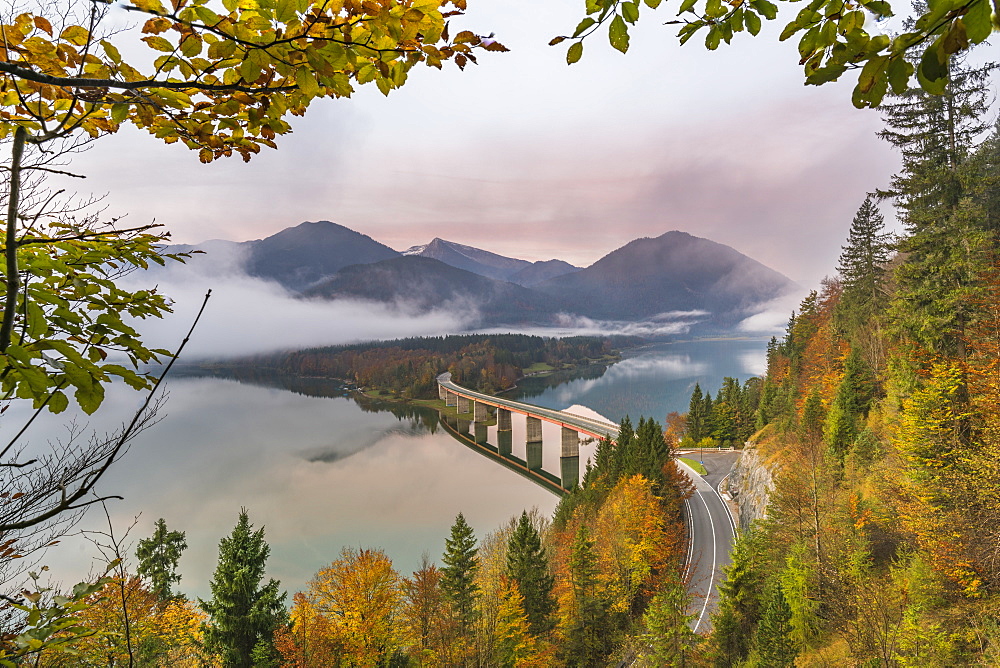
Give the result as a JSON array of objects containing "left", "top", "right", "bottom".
[{"left": 402, "top": 244, "right": 428, "bottom": 256}]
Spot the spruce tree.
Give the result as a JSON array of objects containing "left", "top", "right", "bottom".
[
  {"left": 614, "top": 416, "right": 635, "bottom": 480},
  {"left": 688, "top": 383, "right": 704, "bottom": 443},
  {"left": 880, "top": 57, "right": 998, "bottom": 356},
  {"left": 837, "top": 196, "right": 893, "bottom": 327},
  {"left": 441, "top": 512, "right": 480, "bottom": 630},
  {"left": 506, "top": 511, "right": 556, "bottom": 635},
  {"left": 136, "top": 518, "right": 187, "bottom": 602},
  {"left": 200, "top": 509, "right": 287, "bottom": 668},
  {"left": 752, "top": 586, "right": 796, "bottom": 667},
  {"left": 563, "top": 525, "right": 614, "bottom": 666}
]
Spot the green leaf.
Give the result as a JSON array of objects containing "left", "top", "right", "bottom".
[
  {"left": 706, "top": 24, "right": 722, "bottom": 49},
  {"left": 48, "top": 390, "right": 68, "bottom": 414},
  {"left": 746, "top": 10, "right": 762, "bottom": 34},
  {"left": 679, "top": 0, "right": 698, "bottom": 13},
  {"left": 644, "top": 0, "right": 663, "bottom": 7},
  {"left": 751, "top": 0, "right": 778, "bottom": 20},
  {"left": 110, "top": 103, "right": 129, "bottom": 124},
  {"left": 573, "top": 17, "right": 596, "bottom": 37},
  {"left": 962, "top": 0, "right": 992, "bottom": 42},
  {"left": 296, "top": 66, "right": 319, "bottom": 96},
  {"left": 609, "top": 15, "right": 630, "bottom": 53},
  {"left": 917, "top": 40, "right": 948, "bottom": 94},
  {"left": 622, "top": 1, "right": 641, "bottom": 23},
  {"left": 567, "top": 40, "right": 584, "bottom": 64},
  {"left": 886, "top": 55, "right": 913, "bottom": 93}
]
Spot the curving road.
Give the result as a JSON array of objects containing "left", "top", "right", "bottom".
[{"left": 679, "top": 451, "right": 740, "bottom": 633}]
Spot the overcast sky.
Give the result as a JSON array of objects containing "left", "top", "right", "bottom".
[{"left": 59, "top": 0, "right": 920, "bottom": 285}]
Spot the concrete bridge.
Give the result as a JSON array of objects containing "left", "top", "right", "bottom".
[{"left": 436, "top": 372, "right": 618, "bottom": 490}]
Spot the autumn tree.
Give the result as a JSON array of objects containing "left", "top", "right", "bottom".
[
  {"left": 306, "top": 547, "right": 405, "bottom": 666},
  {"left": 401, "top": 555, "right": 459, "bottom": 664},
  {"left": 200, "top": 509, "right": 286, "bottom": 667},
  {"left": 136, "top": 518, "right": 188, "bottom": 602}
]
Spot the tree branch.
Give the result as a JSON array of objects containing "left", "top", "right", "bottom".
[{"left": 0, "top": 62, "right": 297, "bottom": 95}]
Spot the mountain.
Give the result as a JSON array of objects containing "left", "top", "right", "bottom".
[
  {"left": 507, "top": 259, "right": 580, "bottom": 287},
  {"left": 302, "top": 256, "right": 562, "bottom": 326},
  {"left": 244, "top": 221, "right": 400, "bottom": 290},
  {"left": 534, "top": 231, "right": 796, "bottom": 325},
  {"left": 403, "top": 238, "right": 531, "bottom": 281}
]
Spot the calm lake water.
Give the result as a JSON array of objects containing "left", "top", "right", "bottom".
[{"left": 2, "top": 338, "right": 767, "bottom": 600}]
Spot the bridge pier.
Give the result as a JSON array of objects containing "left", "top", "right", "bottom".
[
  {"left": 438, "top": 384, "right": 447, "bottom": 401},
  {"left": 497, "top": 430, "right": 513, "bottom": 456},
  {"left": 527, "top": 441, "right": 543, "bottom": 471},
  {"left": 526, "top": 416, "right": 542, "bottom": 443},
  {"left": 497, "top": 408, "right": 512, "bottom": 431},
  {"left": 526, "top": 416, "right": 543, "bottom": 471},
  {"left": 474, "top": 400, "right": 489, "bottom": 422},
  {"left": 560, "top": 426, "right": 580, "bottom": 489},
  {"left": 457, "top": 395, "right": 471, "bottom": 414},
  {"left": 445, "top": 390, "right": 456, "bottom": 407}
]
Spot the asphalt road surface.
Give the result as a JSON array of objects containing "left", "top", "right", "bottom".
[{"left": 678, "top": 450, "right": 742, "bottom": 633}]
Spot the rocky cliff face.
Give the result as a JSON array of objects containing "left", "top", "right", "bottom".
[{"left": 726, "top": 447, "right": 775, "bottom": 532}]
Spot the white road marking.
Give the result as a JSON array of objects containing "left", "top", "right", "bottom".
[{"left": 692, "top": 487, "right": 717, "bottom": 634}]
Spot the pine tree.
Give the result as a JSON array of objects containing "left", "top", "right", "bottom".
[
  {"left": 441, "top": 512, "right": 480, "bottom": 630},
  {"left": 506, "top": 511, "right": 556, "bottom": 635},
  {"left": 200, "top": 509, "right": 287, "bottom": 668},
  {"left": 136, "top": 518, "right": 187, "bottom": 602}
]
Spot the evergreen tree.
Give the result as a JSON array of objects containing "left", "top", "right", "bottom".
[
  {"left": 642, "top": 572, "right": 698, "bottom": 666},
  {"left": 711, "top": 532, "right": 768, "bottom": 667},
  {"left": 688, "top": 383, "right": 704, "bottom": 443},
  {"left": 441, "top": 512, "right": 480, "bottom": 630},
  {"left": 751, "top": 586, "right": 796, "bottom": 667},
  {"left": 837, "top": 196, "right": 894, "bottom": 356},
  {"left": 506, "top": 511, "right": 556, "bottom": 635},
  {"left": 200, "top": 509, "right": 287, "bottom": 668},
  {"left": 799, "top": 389, "right": 826, "bottom": 445},
  {"left": 563, "top": 525, "right": 615, "bottom": 666},
  {"left": 880, "top": 57, "right": 998, "bottom": 356},
  {"left": 136, "top": 518, "right": 187, "bottom": 602},
  {"left": 701, "top": 393, "right": 715, "bottom": 443},
  {"left": 837, "top": 196, "right": 893, "bottom": 309},
  {"left": 615, "top": 416, "right": 636, "bottom": 480},
  {"left": 825, "top": 348, "right": 876, "bottom": 463}
]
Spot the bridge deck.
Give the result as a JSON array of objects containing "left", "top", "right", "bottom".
[{"left": 437, "top": 372, "right": 619, "bottom": 442}]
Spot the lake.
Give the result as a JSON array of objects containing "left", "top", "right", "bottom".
[{"left": 1, "top": 338, "right": 767, "bottom": 600}]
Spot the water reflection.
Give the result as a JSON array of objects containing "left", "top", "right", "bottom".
[{"left": 1, "top": 376, "right": 558, "bottom": 601}]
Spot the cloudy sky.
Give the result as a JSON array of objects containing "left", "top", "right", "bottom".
[{"left": 57, "top": 0, "right": 912, "bottom": 286}]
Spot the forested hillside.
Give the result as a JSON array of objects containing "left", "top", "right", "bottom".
[
  {"left": 219, "top": 334, "right": 632, "bottom": 398},
  {"left": 702, "top": 58, "right": 1000, "bottom": 666}
]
